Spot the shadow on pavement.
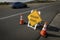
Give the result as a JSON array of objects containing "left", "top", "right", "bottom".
[
  {"left": 12, "top": 7, "right": 29, "bottom": 9},
  {"left": 36, "top": 25, "right": 60, "bottom": 32},
  {"left": 36, "top": 25, "right": 60, "bottom": 40},
  {"left": 47, "top": 33, "right": 60, "bottom": 38},
  {"left": 24, "top": 22, "right": 28, "bottom": 25},
  {"left": 47, "top": 25, "right": 60, "bottom": 32},
  {"left": 36, "top": 33, "right": 60, "bottom": 40}
]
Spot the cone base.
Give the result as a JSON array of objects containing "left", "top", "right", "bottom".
[
  {"left": 20, "top": 20, "right": 24, "bottom": 25},
  {"left": 40, "top": 30, "right": 47, "bottom": 37}
]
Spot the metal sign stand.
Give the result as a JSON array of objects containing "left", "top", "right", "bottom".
[
  {"left": 27, "top": 10, "right": 42, "bottom": 30},
  {"left": 27, "top": 21, "right": 38, "bottom": 30}
]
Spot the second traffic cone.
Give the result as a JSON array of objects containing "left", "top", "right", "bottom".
[
  {"left": 19, "top": 14, "right": 24, "bottom": 25},
  {"left": 40, "top": 22, "right": 48, "bottom": 37}
]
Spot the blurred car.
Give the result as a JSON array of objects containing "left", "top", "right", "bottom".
[{"left": 12, "top": 2, "right": 27, "bottom": 8}]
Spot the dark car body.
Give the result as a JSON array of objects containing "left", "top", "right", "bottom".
[{"left": 12, "top": 2, "right": 27, "bottom": 8}]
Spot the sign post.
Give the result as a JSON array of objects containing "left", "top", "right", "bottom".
[{"left": 27, "top": 9, "right": 42, "bottom": 30}]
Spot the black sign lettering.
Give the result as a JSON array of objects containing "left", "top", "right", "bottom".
[
  {"left": 30, "top": 15, "right": 38, "bottom": 18},
  {"left": 30, "top": 18, "right": 36, "bottom": 22}
]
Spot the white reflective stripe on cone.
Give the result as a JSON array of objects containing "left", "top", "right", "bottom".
[
  {"left": 42, "top": 27, "right": 46, "bottom": 30},
  {"left": 44, "top": 23, "right": 47, "bottom": 27},
  {"left": 20, "top": 16, "right": 23, "bottom": 20},
  {"left": 42, "top": 23, "right": 47, "bottom": 30}
]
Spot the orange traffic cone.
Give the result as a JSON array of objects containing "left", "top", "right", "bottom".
[
  {"left": 40, "top": 22, "right": 48, "bottom": 37},
  {"left": 19, "top": 14, "right": 24, "bottom": 25}
]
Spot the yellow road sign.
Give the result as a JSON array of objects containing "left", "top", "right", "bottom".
[{"left": 28, "top": 9, "right": 42, "bottom": 26}]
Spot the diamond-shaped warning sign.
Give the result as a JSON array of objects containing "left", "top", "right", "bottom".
[{"left": 28, "top": 9, "right": 42, "bottom": 26}]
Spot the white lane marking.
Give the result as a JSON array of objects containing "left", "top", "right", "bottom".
[
  {"left": 0, "top": 10, "right": 30, "bottom": 20},
  {"left": 0, "top": 5, "right": 53, "bottom": 20}
]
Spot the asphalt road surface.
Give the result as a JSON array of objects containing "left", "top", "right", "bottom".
[
  {"left": 0, "top": 3, "right": 50, "bottom": 18},
  {"left": 0, "top": 2, "right": 60, "bottom": 40}
]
